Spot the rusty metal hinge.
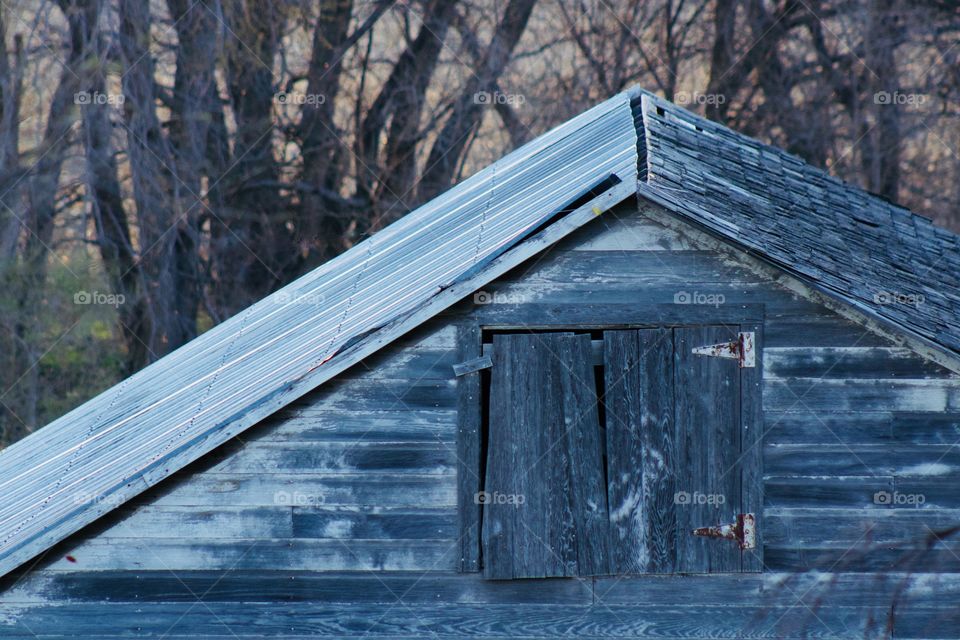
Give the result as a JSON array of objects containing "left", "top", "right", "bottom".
[
  {"left": 692, "top": 513, "right": 756, "bottom": 550},
  {"left": 691, "top": 332, "right": 755, "bottom": 368}
]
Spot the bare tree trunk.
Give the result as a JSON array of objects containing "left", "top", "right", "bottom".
[
  {"left": 355, "top": 0, "right": 457, "bottom": 225},
  {"left": 418, "top": 0, "right": 538, "bottom": 202},
  {"left": 118, "top": 0, "right": 178, "bottom": 366},
  {"left": 863, "top": 0, "right": 903, "bottom": 201},
  {"left": 213, "top": 0, "right": 288, "bottom": 315},
  {"left": 165, "top": 0, "right": 220, "bottom": 351},
  {"left": 705, "top": 0, "right": 738, "bottom": 123},
  {"left": 298, "top": 0, "right": 355, "bottom": 264},
  {"left": 3, "top": 0, "right": 86, "bottom": 441}
]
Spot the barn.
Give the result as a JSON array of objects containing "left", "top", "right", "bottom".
[{"left": 1, "top": 87, "right": 959, "bottom": 638}]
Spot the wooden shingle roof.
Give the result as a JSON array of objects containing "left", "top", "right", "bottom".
[{"left": 635, "top": 90, "right": 960, "bottom": 359}]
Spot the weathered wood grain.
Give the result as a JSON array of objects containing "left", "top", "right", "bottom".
[
  {"left": 554, "top": 202, "right": 695, "bottom": 252},
  {"left": 1, "top": 570, "right": 593, "bottom": 604},
  {"left": 0, "top": 601, "right": 883, "bottom": 638},
  {"left": 890, "top": 412, "right": 960, "bottom": 444},
  {"left": 604, "top": 329, "right": 676, "bottom": 573},
  {"left": 765, "top": 543, "right": 960, "bottom": 572}
]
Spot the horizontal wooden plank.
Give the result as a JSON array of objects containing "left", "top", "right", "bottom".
[
  {"left": 555, "top": 211, "right": 695, "bottom": 252},
  {"left": 99, "top": 506, "right": 293, "bottom": 539},
  {"left": 764, "top": 476, "right": 894, "bottom": 508},
  {"left": 473, "top": 281, "right": 770, "bottom": 312},
  {"left": 763, "top": 378, "right": 960, "bottom": 413},
  {"left": 764, "top": 509, "right": 960, "bottom": 546},
  {"left": 894, "top": 607, "right": 960, "bottom": 638},
  {"left": 290, "top": 378, "right": 457, "bottom": 413},
  {"left": 256, "top": 409, "right": 457, "bottom": 443},
  {"left": 291, "top": 507, "right": 455, "bottom": 539},
  {"left": 45, "top": 538, "right": 457, "bottom": 571},
  {"left": 764, "top": 412, "right": 960, "bottom": 445},
  {"left": 764, "top": 314, "right": 892, "bottom": 348},
  {"left": 896, "top": 477, "right": 960, "bottom": 509},
  {"left": 764, "top": 543, "right": 960, "bottom": 572},
  {"left": 473, "top": 301, "right": 763, "bottom": 327},
  {"left": 595, "top": 572, "right": 910, "bottom": 607},
  {"left": 149, "top": 473, "right": 456, "bottom": 508},
  {"left": 890, "top": 412, "right": 960, "bottom": 444},
  {"left": 336, "top": 347, "right": 458, "bottom": 382},
  {"left": 500, "top": 250, "right": 761, "bottom": 287},
  {"left": 764, "top": 445, "right": 960, "bottom": 476},
  {"left": 0, "top": 601, "right": 882, "bottom": 638},
  {"left": 763, "top": 347, "right": 955, "bottom": 379},
  {"left": 763, "top": 300, "right": 893, "bottom": 348},
  {"left": 2, "top": 571, "right": 591, "bottom": 604},
  {"left": 763, "top": 413, "right": 893, "bottom": 444},
  {"left": 207, "top": 442, "right": 455, "bottom": 475},
  {"left": 89, "top": 506, "right": 456, "bottom": 542}
]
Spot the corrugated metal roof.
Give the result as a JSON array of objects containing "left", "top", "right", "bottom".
[{"left": 0, "top": 92, "right": 640, "bottom": 577}]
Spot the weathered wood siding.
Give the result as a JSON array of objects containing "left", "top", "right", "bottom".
[{"left": 2, "top": 197, "right": 958, "bottom": 638}]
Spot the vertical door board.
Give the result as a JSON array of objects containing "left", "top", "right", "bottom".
[
  {"left": 673, "top": 326, "right": 742, "bottom": 573},
  {"left": 604, "top": 329, "right": 676, "bottom": 573},
  {"left": 740, "top": 321, "right": 764, "bottom": 572},
  {"left": 456, "top": 322, "right": 483, "bottom": 572}
]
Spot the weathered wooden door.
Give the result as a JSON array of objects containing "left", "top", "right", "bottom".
[
  {"left": 483, "top": 333, "right": 611, "bottom": 579},
  {"left": 604, "top": 326, "right": 761, "bottom": 574},
  {"left": 481, "top": 325, "right": 761, "bottom": 578}
]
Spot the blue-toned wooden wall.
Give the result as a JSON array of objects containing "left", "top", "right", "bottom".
[{"left": 1, "top": 196, "right": 958, "bottom": 639}]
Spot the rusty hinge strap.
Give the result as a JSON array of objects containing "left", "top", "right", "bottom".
[
  {"left": 692, "top": 513, "right": 756, "bottom": 550},
  {"left": 691, "top": 332, "right": 755, "bottom": 368}
]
